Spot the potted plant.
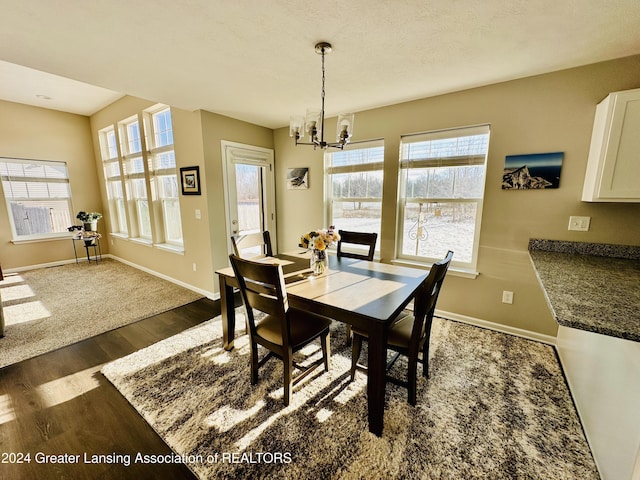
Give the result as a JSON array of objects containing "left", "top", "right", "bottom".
[{"left": 76, "top": 211, "right": 102, "bottom": 231}]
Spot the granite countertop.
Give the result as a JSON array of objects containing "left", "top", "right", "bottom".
[{"left": 528, "top": 239, "right": 640, "bottom": 342}]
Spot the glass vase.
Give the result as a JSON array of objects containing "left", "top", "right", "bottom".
[{"left": 310, "top": 248, "right": 328, "bottom": 275}]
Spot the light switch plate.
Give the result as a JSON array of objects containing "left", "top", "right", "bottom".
[{"left": 568, "top": 216, "right": 590, "bottom": 231}]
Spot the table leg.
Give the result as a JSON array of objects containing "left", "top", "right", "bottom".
[
  {"left": 219, "top": 276, "right": 237, "bottom": 350},
  {"left": 72, "top": 239, "right": 79, "bottom": 263},
  {"left": 367, "top": 321, "right": 388, "bottom": 436}
]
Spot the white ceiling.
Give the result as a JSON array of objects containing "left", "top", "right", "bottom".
[{"left": 1, "top": 0, "right": 640, "bottom": 128}]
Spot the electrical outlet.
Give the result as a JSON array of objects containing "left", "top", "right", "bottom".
[
  {"left": 568, "top": 216, "right": 590, "bottom": 232},
  {"left": 192, "top": 263, "right": 197, "bottom": 272},
  {"left": 502, "top": 290, "right": 513, "bottom": 304},
  {"left": 195, "top": 209, "right": 201, "bottom": 220}
]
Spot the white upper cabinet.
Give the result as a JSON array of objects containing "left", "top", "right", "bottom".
[{"left": 582, "top": 88, "right": 640, "bottom": 202}]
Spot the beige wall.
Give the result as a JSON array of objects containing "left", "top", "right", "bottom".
[
  {"left": 274, "top": 55, "right": 640, "bottom": 337},
  {"left": 3, "top": 55, "right": 639, "bottom": 336},
  {"left": 0, "top": 100, "right": 100, "bottom": 268},
  {"left": 88, "top": 97, "right": 215, "bottom": 294},
  {"left": 88, "top": 98, "right": 273, "bottom": 296},
  {"left": 198, "top": 110, "right": 274, "bottom": 280}
]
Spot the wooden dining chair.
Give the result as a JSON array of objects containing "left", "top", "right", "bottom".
[
  {"left": 336, "top": 230, "right": 378, "bottom": 344},
  {"left": 231, "top": 231, "right": 273, "bottom": 259},
  {"left": 350, "top": 250, "right": 453, "bottom": 406},
  {"left": 229, "top": 254, "right": 331, "bottom": 406},
  {"left": 337, "top": 230, "right": 377, "bottom": 261}
]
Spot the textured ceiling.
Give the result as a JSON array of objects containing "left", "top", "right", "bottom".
[{"left": 1, "top": 0, "right": 640, "bottom": 128}]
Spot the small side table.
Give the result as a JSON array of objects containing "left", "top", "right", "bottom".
[{"left": 72, "top": 234, "right": 102, "bottom": 264}]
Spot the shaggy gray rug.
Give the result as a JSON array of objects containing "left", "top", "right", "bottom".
[
  {"left": 102, "top": 310, "right": 598, "bottom": 479},
  {"left": 0, "top": 259, "right": 203, "bottom": 368}
]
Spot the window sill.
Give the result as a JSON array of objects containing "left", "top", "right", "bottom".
[
  {"left": 154, "top": 243, "right": 185, "bottom": 254},
  {"left": 11, "top": 233, "right": 73, "bottom": 244},
  {"left": 390, "top": 258, "right": 478, "bottom": 279},
  {"left": 129, "top": 237, "right": 153, "bottom": 246},
  {"left": 109, "top": 232, "right": 129, "bottom": 239}
]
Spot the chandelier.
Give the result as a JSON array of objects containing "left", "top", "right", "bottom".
[{"left": 289, "top": 42, "right": 354, "bottom": 150}]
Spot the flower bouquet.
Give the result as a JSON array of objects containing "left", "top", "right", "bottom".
[{"left": 299, "top": 227, "right": 340, "bottom": 275}]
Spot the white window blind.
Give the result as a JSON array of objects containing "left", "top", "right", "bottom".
[{"left": 0, "top": 158, "right": 73, "bottom": 239}]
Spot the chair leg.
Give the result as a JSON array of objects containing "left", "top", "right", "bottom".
[
  {"left": 345, "top": 325, "right": 352, "bottom": 346},
  {"left": 407, "top": 354, "right": 418, "bottom": 406},
  {"left": 422, "top": 341, "right": 430, "bottom": 378},
  {"left": 321, "top": 330, "right": 331, "bottom": 372},
  {"left": 350, "top": 334, "right": 363, "bottom": 381},
  {"left": 283, "top": 351, "right": 293, "bottom": 406},
  {"left": 423, "top": 321, "right": 433, "bottom": 378},
  {"left": 250, "top": 341, "right": 259, "bottom": 385}
]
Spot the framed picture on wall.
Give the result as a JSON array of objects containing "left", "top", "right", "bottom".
[
  {"left": 287, "top": 167, "right": 309, "bottom": 189},
  {"left": 502, "top": 152, "right": 563, "bottom": 189},
  {"left": 180, "top": 166, "right": 201, "bottom": 195}
]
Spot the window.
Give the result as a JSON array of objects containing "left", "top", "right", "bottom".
[
  {"left": 325, "top": 140, "right": 384, "bottom": 253},
  {"left": 98, "top": 126, "right": 128, "bottom": 234},
  {"left": 145, "top": 106, "right": 183, "bottom": 245},
  {"left": 0, "top": 158, "right": 73, "bottom": 241},
  {"left": 397, "top": 125, "right": 489, "bottom": 271},
  {"left": 119, "top": 115, "right": 152, "bottom": 241},
  {"left": 98, "top": 104, "right": 183, "bottom": 250}
]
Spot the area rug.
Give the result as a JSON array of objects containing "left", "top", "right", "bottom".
[
  {"left": 0, "top": 259, "right": 203, "bottom": 368},
  {"left": 102, "top": 310, "right": 598, "bottom": 480}
]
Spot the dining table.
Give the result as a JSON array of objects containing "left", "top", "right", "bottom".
[{"left": 215, "top": 251, "right": 430, "bottom": 436}]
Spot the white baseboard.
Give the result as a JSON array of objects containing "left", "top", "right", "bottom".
[
  {"left": 2, "top": 257, "right": 80, "bottom": 272},
  {"left": 106, "top": 254, "right": 217, "bottom": 300},
  {"left": 435, "top": 309, "right": 557, "bottom": 346}
]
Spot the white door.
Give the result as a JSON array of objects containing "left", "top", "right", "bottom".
[{"left": 221, "top": 141, "right": 277, "bottom": 254}]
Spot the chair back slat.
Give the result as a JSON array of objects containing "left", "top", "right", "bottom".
[
  {"left": 337, "top": 230, "right": 377, "bottom": 261},
  {"left": 231, "top": 231, "right": 273, "bottom": 258}
]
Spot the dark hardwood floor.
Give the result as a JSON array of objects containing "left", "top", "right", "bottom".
[{"left": 0, "top": 297, "right": 223, "bottom": 480}]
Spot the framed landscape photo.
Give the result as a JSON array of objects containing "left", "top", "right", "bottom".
[
  {"left": 502, "top": 152, "right": 563, "bottom": 190},
  {"left": 180, "top": 166, "right": 201, "bottom": 195}
]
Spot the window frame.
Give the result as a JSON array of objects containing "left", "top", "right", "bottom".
[
  {"left": 396, "top": 125, "right": 490, "bottom": 272},
  {"left": 98, "top": 126, "right": 128, "bottom": 235},
  {"left": 98, "top": 104, "right": 183, "bottom": 251},
  {"left": 0, "top": 157, "right": 73, "bottom": 242},
  {"left": 144, "top": 105, "right": 183, "bottom": 247},
  {"left": 118, "top": 114, "right": 152, "bottom": 242},
  {"left": 324, "top": 139, "right": 385, "bottom": 256}
]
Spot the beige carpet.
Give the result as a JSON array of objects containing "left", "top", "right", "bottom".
[
  {"left": 102, "top": 309, "right": 599, "bottom": 479},
  {"left": 0, "top": 259, "right": 203, "bottom": 368}
]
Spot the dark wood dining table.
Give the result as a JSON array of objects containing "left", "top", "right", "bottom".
[{"left": 216, "top": 252, "right": 429, "bottom": 436}]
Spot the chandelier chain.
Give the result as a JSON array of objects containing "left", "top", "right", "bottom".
[
  {"left": 320, "top": 47, "right": 326, "bottom": 143},
  {"left": 321, "top": 47, "right": 326, "bottom": 105}
]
